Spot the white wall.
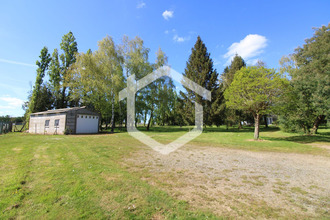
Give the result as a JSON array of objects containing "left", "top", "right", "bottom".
[{"left": 29, "top": 114, "right": 66, "bottom": 134}]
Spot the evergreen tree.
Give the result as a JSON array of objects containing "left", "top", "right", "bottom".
[
  {"left": 221, "top": 54, "right": 246, "bottom": 89},
  {"left": 221, "top": 54, "right": 246, "bottom": 129},
  {"left": 180, "top": 36, "right": 219, "bottom": 126}
]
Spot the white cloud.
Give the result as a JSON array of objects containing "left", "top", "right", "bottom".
[
  {"left": 0, "top": 96, "right": 24, "bottom": 109},
  {"left": 173, "top": 34, "right": 190, "bottom": 43},
  {"left": 162, "top": 10, "right": 174, "bottom": 20},
  {"left": 0, "top": 58, "right": 36, "bottom": 67},
  {"left": 136, "top": 1, "right": 146, "bottom": 9},
  {"left": 164, "top": 30, "right": 169, "bottom": 34},
  {"left": 223, "top": 34, "right": 267, "bottom": 65}
]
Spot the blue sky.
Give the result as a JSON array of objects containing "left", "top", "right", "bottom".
[{"left": 0, "top": 0, "right": 329, "bottom": 117}]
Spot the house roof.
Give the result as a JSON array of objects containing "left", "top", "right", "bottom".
[{"left": 30, "top": 106, "right": 89, "bottom": 115}]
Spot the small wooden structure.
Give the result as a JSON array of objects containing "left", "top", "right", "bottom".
[{"left": 29, "top": 107, "right": 100, "bottom": 135}]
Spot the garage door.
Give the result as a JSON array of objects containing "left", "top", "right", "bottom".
[{"left": 76, "top": 115, "right": 99, "bottom": 134}]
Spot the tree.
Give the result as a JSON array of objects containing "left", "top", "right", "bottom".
[
  {"left": 28, "top": 47, "right": 52, "bottom": 114},
  {"left": 120, "top": 36, "right": 153, "bottom": 128},
  {"left": 149, "top": 48, "right": 177, "bottom": 128},
  {"left": 60, "top": 31, "right": 78, "bottom": 108},
  {"left": 280, "top": 24, "right": 330, "bottom": 134},
  {"left": 221, "top": 54, "right": 246, "bottom": 89},
  {"left": 48, "top": 48, "right": 61, "bottom": 109},
  {"left": 224, "top": 66, "right": 289, "bottom": 140},
  {"left": 180, "top": 36, "right": 219, "bottom": 127},
  {"left": 46, "top": 31, "right": 79, "bottom": 109},
  {"left": 221, "top": 54, "right": 246, "bottom": 129},
  {"left": 69, "top": 36, "right": 124, "bottom": 132}
]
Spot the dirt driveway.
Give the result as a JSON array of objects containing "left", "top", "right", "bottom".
[{"left": 124, "top": 145, "right": 330, "bottom": 219}]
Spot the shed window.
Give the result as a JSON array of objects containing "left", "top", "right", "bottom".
[
  {"left": 85, "top": 116, "right": 87, "bottom": 118},
  {"left": 54, "top": 119, "right": 60, "bottom": 127},
  {"left": 89, "top": 116, "right": 91, "bottom": 118},
  {"left": 45, "top": 120, "right": 50, "bottom": 128},
  {"left": 93, "top": 116, "right": 95, "bottom": 119},
  {"left": 81, "top": 115, "right": 83, "bottom": 118}
]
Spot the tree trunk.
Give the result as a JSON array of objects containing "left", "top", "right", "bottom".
[
  {"left": 238, "top": 122, "right": 242, "bottom": 130},
  {"left": 264, "top": 115, "right": 268, "bottom": 128},
  {"left": 254, "top": 113, "right": 260, "bottom": 140},
  {"left": 311, "top": 115, "right": 325, "bottom": 135},
  {"left": 105, "top": 118, "right": 108, "bottom": 130},
  {"left": 143, "top": 111, "right": 147, "bottom": 127},
  {"left": 146, "top": 111, "right": 153, "bottom": 131},
  {"left": 110, "top": 95, "right": 115, "bottom": 133},
  {"left": 61, "top": 86, "right": 67, "bottom": 108}
]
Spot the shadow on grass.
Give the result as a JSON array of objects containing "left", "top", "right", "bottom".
[
  {"left": 264, "top": 135, "right": 330, "bottom": 144},
  {"left": 135, "top": 125, "right": 280, "bottom": 133}
]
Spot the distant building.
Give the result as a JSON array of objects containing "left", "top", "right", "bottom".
[{"left": 29, "top": 107, "right": 100, "bottom": 135}]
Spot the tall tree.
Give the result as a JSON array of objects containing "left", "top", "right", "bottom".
[
  {"left": 180, "top": 36, "right": 219, "bottom": 127},
  {"left": 48, "top": 48, "right": 61, "bottom": 109},
  {"left": 221, "top": 54, "right": 246, "bottom": 129},
  {"left": 28, "top": 47, "right": 52, "bottom": 114},
  {"left": 280, "top": 24, "right": 330, "bottom": 134},
  {"left": 120, "top": 36, "right": 153, "bottom": 128},
  {"left": 148, "top": 48, "right": 176, "bottom": 129},
  {"left": 221, "top": 54, "right": 246, "bottom": 89},
  {"left": 224, "top": 66, "right": 289, "bottom": 140},
  {"left": 69, "top": 36, "right": 124, "bottom": 132},
  {"left": 60, "top": 31, "right": 78, "bottom": 108}
]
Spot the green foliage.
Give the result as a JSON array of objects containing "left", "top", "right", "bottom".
[
  {"left": 224, "top": 66, "right": 289, "bottom": 139},
  {"left": 180, "top": 36, "right": 221, "bottom": 126},
  {"left": 279, "top": 24, "right": 330, "bottom": 134},
  {"left": 48, "top": 48, "right": 61, "bottom": 109},
  {"left": 24, "top": 31, "right": 79, "bottom": 121},
  {"left": 69, "top": 36, "right": 124, "bottom": 129},
  {"left": 28, "top": 47, "right": 51, "bottom": 115},
  {"left": 225, "top": 66, "right": 288, "bottom": 114},
  {"left": 60, "top": 31, "right": 78, "bottom": 107},
  {"left": 221, "top": 54, "right": 246, "bottom": 89},
  {"left": 221, "top": 55, "right": 247, "bottom": 128}
]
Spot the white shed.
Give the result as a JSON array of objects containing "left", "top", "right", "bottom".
[{"left": 29, "top": 107, "right": 100, "bottom": 135}]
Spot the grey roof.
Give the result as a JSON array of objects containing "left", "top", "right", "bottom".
[{"left": 30, "top": 106, "right": 88, "bottom": 115}]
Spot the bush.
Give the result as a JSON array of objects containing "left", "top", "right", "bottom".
[
  {"left": 278, "top": 115, "right": 304, "bottom": 133},
  {"left": 64, "top": 127, "right": 73, "bottom": 135}
]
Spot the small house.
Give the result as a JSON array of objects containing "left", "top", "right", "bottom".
[{"left": 29, "top": 107, "right": 100, "bottom": 134}]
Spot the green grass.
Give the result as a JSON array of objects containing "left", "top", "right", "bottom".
[
  {"left": 136, "top": 125, "right": 329, "bottom": 155},
  {"left": 0, "top": 126, "right": 329, "bottom": 219},
  {"left": 0, "top": 133, "right": 217, "bottom": 219}
]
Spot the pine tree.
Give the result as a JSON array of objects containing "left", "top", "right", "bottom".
[
  {"left": 180, "top": 36, "right": 219, "bottom": 126},
  {"left": 221, "top": 54, "right": 246, "bottom": 89},
  {"left": 221, "top": 54, "right": 246, "bottom": 129}
]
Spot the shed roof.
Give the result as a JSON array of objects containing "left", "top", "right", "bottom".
[{"left": 30, "top": 106, "right": 93, "bottom": 116}]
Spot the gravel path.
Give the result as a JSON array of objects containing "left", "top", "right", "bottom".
[{"left": 124, "top": 145, "right": 330, "bottom": 219}]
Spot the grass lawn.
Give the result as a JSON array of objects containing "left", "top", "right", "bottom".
[
  {"left": 0, "top": 126, "right": 329, "bottom": 219},
  {"left": 139, "top": 125, "right": 330, "bottom": 155}
]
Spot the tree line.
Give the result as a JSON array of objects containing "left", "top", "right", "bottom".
[{"left": 24, "top": 24, "right": 329, "bottom": 139}]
